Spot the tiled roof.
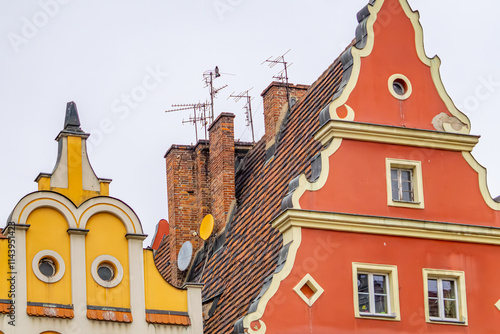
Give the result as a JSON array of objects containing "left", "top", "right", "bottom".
[
  {"left": 183, "top": 51, "right": 347, "bottom": 333},
  {"left": 154, "top": 234, "right": 173, "bottom": 282}
]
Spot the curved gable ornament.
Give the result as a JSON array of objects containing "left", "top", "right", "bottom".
[
  {"left": 321, "top": 0, "right": 470, "bottom": 133},
  {"left": 243, "top": 1, "right": 489, "bottom": 333},
  {"left": 9, "top": 191, "right": 143, "bottom": 234}
]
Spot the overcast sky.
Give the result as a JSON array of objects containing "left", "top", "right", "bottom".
[{"left": 1, "top": 0, "right": 499, "bottom": 244}]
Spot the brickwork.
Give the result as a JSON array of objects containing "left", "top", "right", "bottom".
[
  {"left": 165, "top": 145, "right": 197, "bottom": 286},
  {"left": 194, "top": 141, "right": 211, "bottom": 231},
  {"left": 261, "top": 82, "right": 310, "bottom": 144},
  {"left": 208, "top": 113, "right": 235, "bottom": 233}
]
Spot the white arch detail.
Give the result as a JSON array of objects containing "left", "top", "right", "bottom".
[
  {"left": 9, "top": 192, "right": 143, "bottom": 234},
  {"left": 10, "top": 192, "right": 78, "bottom": 229}
]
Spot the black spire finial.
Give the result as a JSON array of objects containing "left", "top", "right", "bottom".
[{"left": 64, "top": 101, "right": 83, "bottom": 132}]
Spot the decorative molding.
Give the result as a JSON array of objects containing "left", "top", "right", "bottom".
[
  {"left": 8, "top": 191, "right": 144, "bottom": 234},
  {"left": 315, "top": 120, "right": 479, "bottom": 151},
  {"left": 293, "top": 273, "right": 324, "bottom": 307},
  {"left": 240, "top": 226, "right": 302, "bottom": 333},
  {"left": 273, "top": 209, "right": 500, "bottom": 246},
  {"left": 462, "top": 152, "right": 500, "bottom": 211}
]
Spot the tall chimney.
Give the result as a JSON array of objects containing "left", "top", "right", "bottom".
[
  {"left": 208, "top": 112, "right": 235, "bottom": 233},
  {"left": 261, "top": 82, "right": 310, "bottom": 144},
  {"left": 165, "top": 141, "right": 212, "bottom": 285},
  {"left": 164, "top": 145, "right": 197, "bottom": 286}
]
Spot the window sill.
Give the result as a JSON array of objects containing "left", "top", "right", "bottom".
[
  {"left": 392, "top": 200, "right": 420, "bottom": 204},
  {"left": 388, "top": 199, "right": 424, "bottom": 209},
  {"left": 428, "top": 317, "right": 467, "bottom": 325},
  {"left": 357, "top": 312, "right": 399, "bottom": 321}
]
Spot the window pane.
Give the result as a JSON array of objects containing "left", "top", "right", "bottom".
[
  {"left": 428, "top": 297, "right": 439, "bottom": 317},
  {"left": 373, "top": 275, "right": 386, "bottom": 294},
  {"left": 392, "top": 180, "right": 399, "bottom": 200},
  {"left": 374, "top": 294, "right": 388, "bottom": 314},
  {"left": 428, "top": 279, "right": 438, "bottom": 298},
  {"left": 402, "top": 190, "right": 412, "bottom": 202},
  {"left": 358, "top": 293, "right": 370, "bottom": 313},
  {"left": 358, "top": 274, "right": 369, "bottom": 293},
  {"left": 444, "top": 300, "right": 457, "bottom": 319},
  {"left": 402, "top": 181, "right": 411, "bottom": 192},
  {"left": 442, "top": 280, "right": 456, "bottom": 299},
  {"left": 401, "top": 170, "right": 411, "bottom": 181},
  {"left": 391, "top": 169, "right": 398, "bottom": 180}
]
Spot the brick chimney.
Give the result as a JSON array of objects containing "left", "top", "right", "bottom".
[
  {"left": 164, "top": 141, "right": 210, "bottom": 286},
  {"left": 164, "top": 113, "right": 252, "bottom": 285},
  {"left": 261, "top": 82, "right": 310, "bottom": 144},
  {"left": 208, "top": 112, "right": 235, "bottom": 233}
]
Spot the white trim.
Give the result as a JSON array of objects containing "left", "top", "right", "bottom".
[
  {"left": 423, "top": 269, "right": 467, "bottom": 325},
  {"left": 32, "top": 250, "right": 65, "bottom": 284},
  {"left": 91, "top": 255, "right": 124, "bottom": 288},
  {"left": 386, "top": 158, "right": 424, "bottom": 209},
  {"left": 388, "top": 74, "right": 412, "bottom": 100},
  {"left": 352, "top": 263, "right": 400, "bottom": 321},
  {"left": 292, "top": 273, "right": 324, "bottom": 307}
]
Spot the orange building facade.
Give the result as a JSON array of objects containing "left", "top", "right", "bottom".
[{"left": 236, "top": 0, "right": 500, "bottom": 333}]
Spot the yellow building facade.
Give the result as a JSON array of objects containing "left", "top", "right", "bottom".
[{"left": 0, "top": 102, "right": 203, "bottom": 334}]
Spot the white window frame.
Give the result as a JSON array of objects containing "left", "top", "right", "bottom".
[
  {"left": 423, "top": 269, "right": 467, "bottom": 325},
  {"left": 386, "top": 158, "right": 424, "bottom": 209},
  {"left": 352, "top": 263, "right": 400, "bottom": 321}
]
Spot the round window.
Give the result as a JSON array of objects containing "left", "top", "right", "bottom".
[
  {"left": 97, "top": 263, "right": 115, "bottom": 282},
  {"left": 32, "top": 250, "right": 65, "bottom": 283},
  {"left": 388, "top": 74, "right": 412, "bottom": 100},
  {"left": 38, "top": 258, "right": 56, "bottom": 277},
  {"left": 91, "top": 255, "right": 123, "bottom": 288},
  {"left": 392, "top": 79, "right": 407, "bottom": 96}
]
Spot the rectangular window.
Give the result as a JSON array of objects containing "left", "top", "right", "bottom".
[
  {"left": 386, "top": 158, "right": 424, "bottom": 209},
  {"left": 353, "top": 263, "right": 400, "bottom": 321},
  {"left": 423, "top": 269, "right": 467, "bottom": 325},
  {"left": 391, "top": 168, "right": 414, "bottom": 202},
  {"left": 357, "top": 273, "right": 389, "bottom": 315}
]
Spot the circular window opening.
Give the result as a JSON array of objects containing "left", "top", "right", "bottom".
[
  {"left": 392, "top": 79, "right": 407, "bottom": 96},
  {"left": 388, "top": 74, "right": 412, "bottom": 100},
  {"left": 97, "top": 263, "right": 115, "bottom": 282},
  {"left": 38, "top": 258, "right": 56, "bottom": 278}
]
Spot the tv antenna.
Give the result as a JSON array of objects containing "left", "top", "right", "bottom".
[
  {"left": 166, "top": 102, "right": 210, "bottom": 141},
  {"left": 203, "top": 66, "right": 228, "bottom": 122},
  {"left": 262, "top": 49, "right": 293, "bottom": 112},
  {"left": 229, "top": 88, "right": 255, "bottom": 143}
]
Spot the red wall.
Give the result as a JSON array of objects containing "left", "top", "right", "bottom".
[
  {"left": 261, "top": 229, "right": 500, "bottom": 333},
  {"left": 299, "top": 139, "right": 500, "bottom": 226}
]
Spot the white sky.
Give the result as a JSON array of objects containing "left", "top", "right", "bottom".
[{"left": 1, "top": 0, "right": 499, "bottom": 244}]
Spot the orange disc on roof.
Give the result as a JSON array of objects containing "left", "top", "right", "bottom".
[{"left": 199, "top": 214, "right": 214, "bottom": 240}]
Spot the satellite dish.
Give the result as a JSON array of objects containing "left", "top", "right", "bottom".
[
  {"left": 199, "top": 214, "right": 214, "bottom": 241},
  {"left": 177, "top": 241, "right": 193, "bottom": 271}
]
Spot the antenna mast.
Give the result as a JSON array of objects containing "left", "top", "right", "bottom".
[
  {"left": 203, "top": 66, "right": 227, "bottom": 123},
  {"left": 229, "top": 88, "right": 255, "bottom": 143},
  {"left": 166, "top": 102, "right": 210, "bottom": 141},
  {"left": 262, "top": 49, "right": 293, "bottom": 111}
]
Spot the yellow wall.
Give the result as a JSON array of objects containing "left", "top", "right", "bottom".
[
  {"left": 85, "top": 213, "right": 130, "bottom": 308},
  {"left": 26, "top": 208, "right": 72, "bottom": 305},
  {"left": 0, "top": 238, "right": 10, "bottom": 301},
  {"left": 144, "top": 249, "right": 188, "bottom": 312}
]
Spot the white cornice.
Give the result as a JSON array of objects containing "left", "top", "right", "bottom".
[
  {"left": 315, "top": 120, "right": 479, "bottom": 152},
  {"left": 273, "top": 209, "right": 500, "bottom": 246}
]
